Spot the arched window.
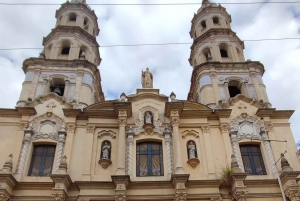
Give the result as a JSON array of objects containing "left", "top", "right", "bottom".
[
  {"left": 187, "top": 140, "right": 198, "bottom": 159},
  {"left": 202, "top": 47, "right": 212, "bottom": 62},
  {"left": 213, "top": 17, "right": 219, "bottom": 24},
  {"left": 69, "top": 13, "right": 77, "bottom": 22},
  {"left": 50, "top": 78, "right": 65, "bottom": 96},
  {"left": 228, "top": 80, "right": 241, "bottom": 98},
  {"left": 28, "top": 145, "right": 56, "bottom": 176},
  {"left": 240, "top": 145, "right": 266, "bottom": 175},
  {"left": 219, "top": 43, "right": 229, "bottom": 58},
  {"left": 201, "top": 20, "right": 207, "bottom": 29},
  {"left": 79, "top": 46, "right": 88, "bottom": 59},
  {"left": 136, "top": 142, "right": 163, "bottom": 176},
  {"left": 61, "top": 41, "right": 70, "bottom": 55},
  {"left": 83, "top": 17, "right": 89, "bottom": 31}
]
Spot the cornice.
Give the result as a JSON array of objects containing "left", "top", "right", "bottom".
[
  {"left": 127, "top": 91, "right": 169, "bottom": 103},
  {"left": 164, "top": 102, "right": 184, "bottom": 117},
  {"left": 0, "top": 107, "right": 37, "bottom": 117},
  {"left": 43, "top": 26, "right": 99, "bottom": 48},
  {"left": 256, "top": 109, "right": 294, "bottom": 119},
  {"left": 14, "top": 182, "right": 54, "bottom": 190}
]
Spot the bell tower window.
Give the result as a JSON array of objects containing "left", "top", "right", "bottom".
[
  {"left": 201, "top": 20, "right": 207, "bottom": 29},
  {"left": 50, "top": 78, "right": 65, "bottom": 96},
  {"left": 228, "top": 80, "right": 242, "bottom": 98},
  {"left": 213, "top": 17, "right": 219, "bottom": 24},
  {"left": 60, "top": 40, "right": 71, "bottom": 56},
  {"left": 219, "top": 43, "right": 230, "bottom": 59},
  {"left": 69, "top": 13, "right": 77, "bottom": 22},
  {"left": 84, "top": 17, "right": 89, "bottom": 31}
]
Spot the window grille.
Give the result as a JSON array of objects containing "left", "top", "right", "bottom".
[{"left": 240, "top": 145, "right": 266, "bottom": 175}]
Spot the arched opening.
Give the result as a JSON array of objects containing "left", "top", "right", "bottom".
[
  {"left": 69, "top": 13, "right": 77, "bottom": 22},
  {"left": 79, "top": 46, "right": 88, "bottom": 59},
  {"left": 201, "top": 20, "right": 206, "bottom": 29},
  {"left": 228, "top": 80, "right": 242, "bottom": 98},
  {"left": 50, "top": 78, "right": 65, "bottom": 96},
  {"left": 187, "top": 140, "right": 198, "bottom": 159},
  {"left": 213, "top": 17, "right": 219, "bottom": 24},
  {"left": 202, "top": 47, "right": 212, "bottom": 62},
  {"left": 219, "top": 43, "right": 230, "bottom": 60},
  {"left": 83, "top": 17, "right": 89, "bottom": 31},
  {"left": 61, "top": 41, "right": 70, "bottom": 55}
]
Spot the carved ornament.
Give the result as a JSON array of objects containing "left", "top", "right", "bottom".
[
  {"left": 219, "top": 123, "right": 229, "bottom": 133},
  {"left": 30, "top": 113, "right": 65, "bottom": 134},
  {"left": 200, "top": 124, "right": 210, "bottom": 133},
  {"left": 98, "top": 159, "right": 112, "bottom": 169},
  {"left": 118, "top": 119, "right": 127, "bottom": 127},
  {"left": 175, "top": 192, "right": 187, "bottom": 201},
  {"left": 187, "top": 158, "right": 200, "bottom": 169},
  {"left": 286, "top": 189, "right": 300, "bottom": 201},
  {"left": 98, "top": 130, "right": 116, "bottom": 139},
  {"left": 182, "top": 130, "right": 199, "bottom": 138},
  {"left": 66, "top": 123, "right": 76, "bottom": 132},
  {"left": 115, "top": 194, "right": 127, "bottom": 201},
  {"left": 171, "top": 117, "right": 180, "bottom": 127},
  {"left": 52, "top": 193, "right": 67, "bottom": 201},
  {"left": 0, "top": 193, "right": 10, "bottom": 201},
  {"left": 87, "top": 126, "right": 95, "bottom": 133},
  {"left": 143, "top": 124, "right": 155, "bottom": 134},
  {"left": 233, "top": 190, "right": 247, "bottom": 201}
]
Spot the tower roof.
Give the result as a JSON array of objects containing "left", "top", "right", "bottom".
[
  {"left": 197, "top": 0, "right": 218, "bottom": 13},
  {"left": 70, "top": 0, "right": 86, "bottom": 3}
]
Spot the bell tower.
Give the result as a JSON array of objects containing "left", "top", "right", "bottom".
[
  {"left": 17, "top": 0, "right": 104, "bottom": 109},
  {"left": 188, "top": 0, "right": 271, "bottom": 109}
]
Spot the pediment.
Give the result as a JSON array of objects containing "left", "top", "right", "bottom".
[
  {"left": 220, "top": 94, "right": 265, "bottom": 109},
  {"left": 26, "top": 93, "right": 73, "bottom": 109},
  {"left": 183, "top": 101, "right": 213, "bottom": 110}
]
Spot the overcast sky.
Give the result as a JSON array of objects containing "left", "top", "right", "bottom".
[{"left": 0, "top": 0, "right": 300, "bottom": 145}]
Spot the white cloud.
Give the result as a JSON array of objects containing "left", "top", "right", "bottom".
[{"left": 1, "top": 0, "right": 300, "bottom": 143}]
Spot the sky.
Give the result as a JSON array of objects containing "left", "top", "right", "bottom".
[{"left": 0, "top": 0, "right": 300, "bottom": 143}]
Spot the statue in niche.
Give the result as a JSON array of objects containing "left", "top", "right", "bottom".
[
  {"left": 141, "top": 68, "right": 153, "bottom": 88},
  {"left": 187, "top": 141, "right": 197, "bottom": 159},
  {"left": 101, "top": 141, "right": 111, "bottom": 160},
  {"left": 144, "top": 111, "right": 153, "bottom": 125}
]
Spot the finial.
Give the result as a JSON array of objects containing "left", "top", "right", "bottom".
[
  {"left": 128, "top": 125, "right": 133, "bottom": 133},
  {"left": 231, "top": 154, "right": 242, "bottom": 173},
  {"left": 60, "top": 125, "right": 66, "bottom": 132},
  {"left": 170, "top": 92, "right": 176, "bottom": 102},
  {"left": 281, "top": 153, "right": 293, "bottom": 172},
  {"left": 120, "top": 92, "right": 126, "bottom": 101},
  {"left": 0, "top": 154, "right": 13, "bottom": 173},
  {"left": 26, "top": 124, "right": 33, "bottom": 130}
]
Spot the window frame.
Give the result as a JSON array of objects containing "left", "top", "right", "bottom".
[
  {"left": 240, "top": 144, "right": 267, "bottom": 175},
  {"left": 136, "top": 142, "right": 164, "bottom": 177},
  {"left": 28, "top": 145, "right": 56, "bottom": 177}
]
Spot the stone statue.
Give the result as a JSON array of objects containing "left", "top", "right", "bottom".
[
  {"left": 145, "top": 111, "right": 152, "bottom": 124},
  {"left": 188, "top": 141, "right": 196, "bottom": 159},
  {"left": 101, "top": 142, "right": 111, "bottom": 159},
  {"left": 141, "top": 68, "right": 153, "bottom": 88}
]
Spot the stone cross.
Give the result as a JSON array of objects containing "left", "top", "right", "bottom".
[{"left": 47, "top": 102, "right": 56, "bottom": 113}]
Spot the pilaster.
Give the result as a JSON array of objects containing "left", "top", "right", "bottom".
[
  {"left": 0, "top": 174, "right": 17, "bottom": 201},
  {"left": 111, "top": 175, "right": 130, "bottom": 201},
  {"left": 280, "top": 171, "right": 300, "bottom": 201},
  {"left": 116, "top": 110, "right": 127, "bottom": 175},
  {"left": 163, "top": 126, "right": 173, "bottom": 175},
  {"left": 228, "top": 173, "right": 248, "bottom": 201},
  {"left": 219, "top": 123, "right": 231, "bottom": 165},
  {"left": 126, "top": 127, "right": 134, "bottom": 176},
  {"left": 81, "top": 125, "right": 95, "bottom": 180},
  {"left": 170, "top": 110, "right": 184, "bottom": 174},
  {"left": 210, "top": 73, "right": 221, "bottom": 104},
  {"left": 171, "top": 174, "right": 190, "bottom": 201},
  {"left": 201, "top": 123, "right": 215, "bottom": 176},
  {"left": 250, "top": 72, "right": 263, "bottom": 101}
]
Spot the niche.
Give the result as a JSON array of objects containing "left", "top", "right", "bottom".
[
  {"left": 186, "top": 140, "right": 200, "bottom": 168},
  {"left": 99, "top": 140, "right": 112, "bottom": 169}
]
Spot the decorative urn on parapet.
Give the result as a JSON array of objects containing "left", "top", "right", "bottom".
[{"left": 143, "top": 111, "right": 155, "bottom": 134}]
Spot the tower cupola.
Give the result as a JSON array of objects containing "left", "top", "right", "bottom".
[{"left": 189, "top": 1, "right": 245, "bottom": 67}]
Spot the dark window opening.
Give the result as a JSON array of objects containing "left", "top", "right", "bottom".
[
  {"left": 50, "top": 85, "right": 65, "bottom": 96},
  {"left": 69, "top": 13, "right": 77, "bottom": 21},
  {"left": 220, "top": 49, "right": 228, "bottom": 57},
  {"left": 240, "top": 145, "right": 267, "bottom": 175},
  {"left": 61, "top": 47, "right": 70, "bottom": 55},
  {"left": 136, "top": 142, "right": 164, "bottom": 177},
  {"left": 28, "top": 145, "right": 56, "bottom": 177},
  {"left": 201, "top": 21, "right": 206, "bottom": 29},
  {"left": 213, "top": 17, "right": 219, "bottom": 24},
  {"left": 228, "top": 86, "right": 241, "bottom": 98},
  {"left": 84, "top": 18, "right": 88, "bottom": 25}
]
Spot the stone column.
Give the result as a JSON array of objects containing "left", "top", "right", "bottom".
[
  {"left": 219, "top": 123, "right": 232, "bottom": 165},
  {"left": 63, "top": 80, "right": 70, "bottom": 101},
  {"left": 261, "top": 128, "right": 276, "bottom": 173},
  {"left": 230, "top": 131, "right": 242, "bottom": 169},
  {"left": 201, "top": 124, "right": 215, "bottom": 175},
  {"left": 163, "top": 126, "right": 173, "bottom": 175},
  {"left": 126, "top": 127, "right": 134, "bottom": 176},
  {"left": 224, "top": 81, "right": 230, "bottom": 101},
  {"left": 210, "top": 73, "right": 221, "bottom": 104},
  {"left": 250, "top": 72, "right": 263, "bottom": 101},
  {"left": 116, "top": 111, "right": 127, "bottom": 175},
  {"left": 170, "top": 111, "right": 184, "bottom": 174},
  {"left": 53, "top": 126, "right": 67, "bottom": 173},
  {"left": 81, "top": 125, "right": 95, "bottom": 180},
  {"left": 29, "top": 68, "right": 41, "bottom": 100},
  {"left": 16, "top": 125, "right": 33, "bottom": 174},
  {"left": 171, "top": 174, "right": 190, "bottom": 201}
]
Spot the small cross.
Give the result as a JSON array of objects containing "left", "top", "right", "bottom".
[{"left": 47, "top": 102, "right": 56, "bottom": 113}]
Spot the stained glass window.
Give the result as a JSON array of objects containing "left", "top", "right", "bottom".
[
  {"left": 28, "top": 145, "right": 56, "bottom": 176},
  {"left": 136, "top": 142, "right": 163, "bottom": 177},
  {"left": 240, "top": 145, "right": 266, "bottom": 175}
]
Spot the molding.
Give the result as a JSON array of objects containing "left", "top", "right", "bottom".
[
  {"left": 182, "top": 130, "right": 199, "bottom": 138},
  {"left": 256, "top": 108, "right": 294, "bottom": 119},
  {"left": 98, "top": 130, "right": 116, "bottom": 139}
]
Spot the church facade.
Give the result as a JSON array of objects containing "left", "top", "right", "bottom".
[{"left": 0, "top": 0, "right": 300, "bottom": 201}]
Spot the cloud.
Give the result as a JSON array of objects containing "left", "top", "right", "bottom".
[{"left": 1, "top": 0, "right": 300, "bottom": 143}]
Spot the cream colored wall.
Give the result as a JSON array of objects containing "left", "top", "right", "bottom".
[{"left": 200, "top": 86, "right": 215, "bottom": 104}]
